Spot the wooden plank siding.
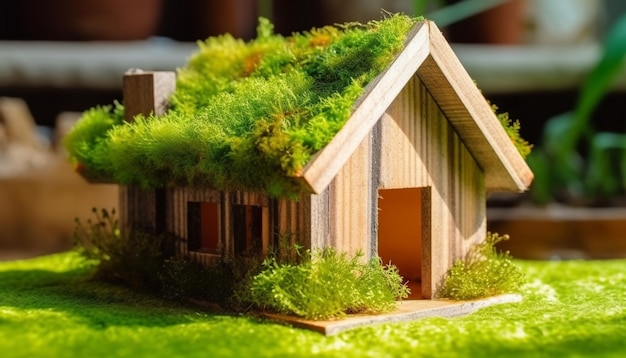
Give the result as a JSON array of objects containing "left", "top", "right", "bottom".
[
  {"left": 418, "top": 22, "right": 532, "bottom": 191},
  {"left": 377, "top": 75, "right": 486, "bottom": 298},
  {"left": 166, "top": 188, "right": 314, "bottom": 265},
  {"left": 167, "top": 188, "right": 222, "bottom": 266},
  {"left": 118, "top": 186, "right": 163, "bottom": 234},
  {"left": 270, "top": 195, "right": 312, "bottom": 257},
  {"left": 309, "top": 134, "right": 374, "bottom": 258}
]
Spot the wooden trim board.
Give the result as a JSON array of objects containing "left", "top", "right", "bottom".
[
  {"left": 264, "top": 294, "right": 522, "bottom": 336},
  {"left": 299, "top": 22, "right": 430, "bottom": 194},
  {"left": 299, "top": 20, "right": 533, "bottom": 195}
]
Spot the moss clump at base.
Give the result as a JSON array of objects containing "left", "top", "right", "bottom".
[
  {"left": 72, "top": 208, "right": 259, "bottom": 305},
  {"left": 439, "top": 232, "right": 525, "bottom": 300},
  {"left": 236, "top": 248, "right": 409, "bottom": 320},
  {"left": 72, "top": 209, "right": 407, "bottom": 318}
]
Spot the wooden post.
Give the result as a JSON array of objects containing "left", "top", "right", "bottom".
[
  {"left": 119, "top": 70, "right": 175, "bottom": 237},
  {"left": 122, "top": 69, "right": 176, "bottom": 122}
]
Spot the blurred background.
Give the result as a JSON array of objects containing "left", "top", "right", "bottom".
[{"left": 1, "top": 0, "right": 626, "bottom": 261}]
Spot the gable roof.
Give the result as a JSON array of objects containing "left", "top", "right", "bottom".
[{"left": 297, "top": 20, "right": 534, "bottom": 194}]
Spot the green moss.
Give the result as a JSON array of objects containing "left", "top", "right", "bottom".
[
  {"left": 439, "top": 232, "right": 526, "bottom": 300},
  {"left": 64, "top": 15, "right": 531, "bottom": 197},
  {"left": 64, "top": 15, "right": 419, "bottom": 197},
  {"left": 493, "top": 104, "right": 533, "bottom": 159},
  {"left": 62, "top": 102, "right": 124, "bottom": 180},
  {"left": 238, "top": 248, "right": 409, "bottom": 320}
]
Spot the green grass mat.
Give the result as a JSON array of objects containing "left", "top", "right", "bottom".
[{"left": 1, "top": 252, "right": 625, "bottom": 357}]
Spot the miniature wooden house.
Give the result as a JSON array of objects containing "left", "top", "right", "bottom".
[{"left": 118, "top": 21, "right": 533, "bottom": 299}]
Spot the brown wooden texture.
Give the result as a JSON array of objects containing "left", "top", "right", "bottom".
[
  {"left": 0, "top": 97, "right": 43, "bottom": 149},
  {"left": 266, "top": 294, "right": 522, "bottom": 336},
  {"left": 417, "top": 21, "right": 533, "bottom": 192},
  {"left": 300, "top": 20, "right": 532, "bottom": 194},
  {"left": 272, "top": 196, "right": 312, "bottom": 254},
  {"left": 489, "top": 206, "right": 626, "bottom": 260},
  {"left": 167, "top": 188, "right": 222, "bottom": 266},
  {"left": 376, "top": 76, "right": 486, "bottom": 298},
  {"left": 122, "top": 70, "right": 175, "bottom": 122},
  {"left": 118, "top": 186, "right": 160, "bottom": 232},
  {"left": 308, "top": 135, "right": 372, "bottom": 257},
  {"left": 167, "top": 187, "right": 314, "bottom": 264},
  {"left": 120, "top": 71, "right": 176, "bottom": 237}
]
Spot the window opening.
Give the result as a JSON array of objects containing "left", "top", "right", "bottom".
[
  {"left": 187, "top": 202, "right": 220, "bottom": 254},
  {"left": 233, "top": 204, "right": 263, "bottom": 255}
]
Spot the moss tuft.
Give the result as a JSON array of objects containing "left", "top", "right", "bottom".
[
  {"left": 64, "top": 15, "right": 419, "bottom": 196},
  {"left": 72, "top": 208, "right": 166, "bottom": 291},
  {"left": 238, "top": 248, "right": 409, "bottom": 320},
  {"left": 439, "top": 232, "right": 526, "bottom": 300},
  {"left": 492, "top": 104, "right": 532, "bottom": 159}
]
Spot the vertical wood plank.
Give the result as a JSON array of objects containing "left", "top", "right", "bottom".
[
  {"left": 123, "top": 71, "right": 176, "bottom": 122},
  {"left": 119, "top": 71, "right": 176, "bottom": 238},
  {"left": 309, "top": 188, "right": 331, "bottom": 250},
  {"left": 376, "top": 76, "right": 486, "bottom": 298},
  {"left": 321, "top": 133, "right": 372, "bottom": 258}
]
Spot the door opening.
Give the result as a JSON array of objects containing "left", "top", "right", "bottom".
[{"left": 377, "top": 188, "right": 423, "bottom": 299}]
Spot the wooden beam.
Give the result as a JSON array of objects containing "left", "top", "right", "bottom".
[
  {"left": 418, "top": 21, "right": 533, "bottom": 192},
  {"left": 299, "top": 22, "right": 430, "bottom": 194},
  {"left": 119, "top": 70, "right": 176, "bottom": 236},
  {"left": 122, "top": 70, "right": 176, "bottom": 122}
]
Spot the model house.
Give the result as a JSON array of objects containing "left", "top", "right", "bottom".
[{"left": 114, "top": 20, "right": 533, "bottom": 299}]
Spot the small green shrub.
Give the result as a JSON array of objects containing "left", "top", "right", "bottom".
[
  {"left": 73, "top": 208, "right": 264, "bottom": 307},
  {"left": 240, "top": 248, "right": 409, "bottom": 320},
  {"left": 160, "top": 254, "right": 263, "bottom": 306},
  {"left": 439, "top": 232, "right": 525, "bottom": 300},
  {"left": 73, "top": 208, "right": 165, "bottom": 291}
]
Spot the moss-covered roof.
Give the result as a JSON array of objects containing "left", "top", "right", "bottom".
[{"left": 64, "top": 14, "right": 419, "bottom": 198}]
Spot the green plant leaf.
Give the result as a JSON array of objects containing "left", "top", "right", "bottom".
[
  {"left": 576, "top": 13, "right": 626, "bottom": 122},
  {"left": 586, "top": 132, "right": 626, "bottom": 199},
  {"left": 427, "top": 0, "right": 510, "bottom": 27},
  {"left": 530, "top": 12, "right": 626, "bottom": 204},
  {"left": 529, "top": 112, "right": 584, "bottom": 201},
  {"left": 563, "top": 13, "right": 626, "bottom": 155},
  {"left": 525, "top": 150, "right": 553, "bottom": 204}
]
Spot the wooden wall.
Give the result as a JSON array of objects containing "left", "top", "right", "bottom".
[
  {"left": 309, "top": 134, "right": 374, "bottom": 258},
  {"left": 376, "top": 75, "right": 486, "bottom": 298},
  {"left": 162, "top": 187, "right": 313, "bottom": 265}
]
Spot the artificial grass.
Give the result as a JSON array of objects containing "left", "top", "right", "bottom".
[{"left": 1, "top": 252, "right": 625, "bottom": 357}]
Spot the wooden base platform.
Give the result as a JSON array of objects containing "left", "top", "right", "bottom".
[{"left": 265, "top": 294, "right": 522, "bottom": 335}]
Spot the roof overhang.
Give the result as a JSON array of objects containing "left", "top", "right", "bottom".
[{"left": 297, "top": 20, "right": 534, "bottom": 194}]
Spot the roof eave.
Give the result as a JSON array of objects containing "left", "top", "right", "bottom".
[
  {"left": 298, "top": 21, "right": 431, "bottom": 194},
  {"left": 418, "top": 21, "right": 533, "bottom": 192},
  {"left": 298, "top": 20, "right": 533, "bottom": 195}
]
